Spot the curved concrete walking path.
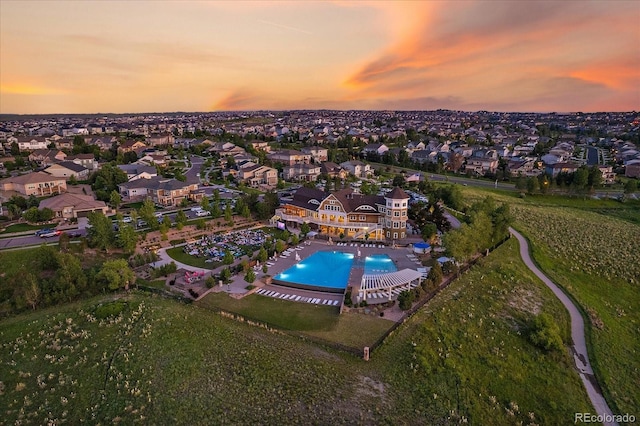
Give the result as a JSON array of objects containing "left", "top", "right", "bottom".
[{"left": 510, "top": 227, "right": 618, "bottom": 426}]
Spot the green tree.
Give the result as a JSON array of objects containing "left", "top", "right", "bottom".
[
  {"left": 27, "top": 194, "right": 39, "bottom": 208},
  {"left": 624, "top": 179, "right": 638, "bottom": 194},
  {"left": 96, "top": 259, "right": 136, "bottom": 290},
  {"left": 175, "top": 210, "right": 188, "bottom": 229},
  {"left": 87, "top": 211, "right": 116, "bottom": 251},
  {"left": 397, "top": 290, "right": 415, "bottom": 310},
  {"left": 117, "top": 223, "right": 138, "bottom": 254},
  {"left": 109, "top": 190, "right": 122, "bottom": 211},
  {"left": 275, "top": 239, "right": 286, "bottom": 254},
  {"left": 291, "top": 234, "right": 299, "bottom": 246},
  {"left": 424, "top": 261, "right": 443, "bottom": 292},
  {"left": 22, "top": 207, "right": 41, "bottom": 223},
  {"left": 58, "top": 231, "right": 70, "bottom": 252},
  {"left": 22, "top": 273, "right": 41, "bottom": 310},
  {"left": 300, "top": 222, "right": 311, "bottom": 238},
  {"left": 244, "top": 268, "right": 256, "bottom": 284},
  {"left": 90, "top": 163, "right": 128, "bottom": 201},
  {"left": 421, "top": 223, "right": 438, "bottom": 243},
  {"left": 67, "top": 175, "right": 78, "bottom": 185},
  {"left": 392, "top": 174, "right": 405, "bottom": 187},
  {"left": 219, "top": 267, "right": 231, "bottom": 284},
  {"left": 138, "top": 198, "right": 159, "bottom": 230},
  {"left": 222, "top": 249, "right": 234, "bottom": 265},
  {"left": 200, "top": 196, "right": 210, "bottom": 212},
  {"left": 257, "top": 247, "right": 268, "bottom": 263},
  {"left": 53, "top": 253, "right": 87, "bottom": 301},
  {"left": 224, "top": 201, "right": 233, "bottom": 225},
  {"left": 526, "top": 176, "right": 540, "bottom": 194}
]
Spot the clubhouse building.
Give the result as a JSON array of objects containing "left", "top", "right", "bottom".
[{"left": 273, "top": 186, "right": 410, "bottom": 242}]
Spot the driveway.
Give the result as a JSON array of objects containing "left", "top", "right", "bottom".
[{"left": 510, "top": 227, "right": 618, "bottom": 426}]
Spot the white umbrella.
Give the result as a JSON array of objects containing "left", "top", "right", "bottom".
[
  {"left": 357, "top": 249, "right": 361, "bottom": 257},
  {"left": 295, "top": 252, "right": 301, "bottom": 261}
]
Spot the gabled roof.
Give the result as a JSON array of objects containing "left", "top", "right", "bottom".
[
  {"left": 1, "top": 171, "right": 66, "bottom": 185},
  {"left": 46, "top": 161, "right": 87, "bottom": 173},
  {"left": 288, "top": 187, "right": 327, "bottom": 211},
  {"left": 39, "top": 193, "right": 106, "bottom": 211}
]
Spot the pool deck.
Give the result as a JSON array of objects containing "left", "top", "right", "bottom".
[{"left": 252, "top": 239, "right": 423, "bottom": 304}]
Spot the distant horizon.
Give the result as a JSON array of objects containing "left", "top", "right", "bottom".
[
  {"left": 1, "top": 108, "right": 638, "bottom": 119},
  {"left": 2, "top": 1, "right": 638, "bottom": 114}
]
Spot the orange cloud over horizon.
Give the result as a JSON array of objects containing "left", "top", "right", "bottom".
[{"left": 1, "top": 1, "right": 638, "bottom": 114}]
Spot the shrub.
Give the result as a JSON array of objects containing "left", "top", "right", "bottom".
[
  {"left": 205, "top": 276, "right": 216, "bottom": 289},
  {"left": 95, "top": 301, "right": 126, "bottom": 319},
  {"left": 529, "top": 313, "right": 564, "bottom": 352},
  {"left": 398, "top": 290, "right": 415, "bottom": 311}
]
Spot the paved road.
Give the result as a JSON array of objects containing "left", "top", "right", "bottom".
[{"left": 510, "top": 227, "right": 618, "bottom": 426}]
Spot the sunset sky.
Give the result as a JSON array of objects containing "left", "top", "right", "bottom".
[{"left": 1, "top": 1, "right": 638, "bottom": 114}]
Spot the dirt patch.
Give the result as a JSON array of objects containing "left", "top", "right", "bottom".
[
  {"left": 354, "top": 375, "right": 387, "bottom": 400},
  {"left": 507, "top": 286, "right": 542, "bottom": 315}
]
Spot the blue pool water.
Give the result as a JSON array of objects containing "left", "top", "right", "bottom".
[
  {"left": 274, "top": 251, "right": 354, "bottom": 290},
  {"left": 364, "top": 254, "right": 397, "bottom": 274}
]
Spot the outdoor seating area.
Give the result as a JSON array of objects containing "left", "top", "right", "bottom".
[
  {"left": 358, "top": 269, "right": 424, "bottom": 303},
  {"left": 336, "top": 242, "right": 385, "bottom": 248},
  {"left": 255, "top": 288, "right": 340, "bottom": 305},
  {"left": 182, "top": 229, "right": 268, "bottom": 262}
]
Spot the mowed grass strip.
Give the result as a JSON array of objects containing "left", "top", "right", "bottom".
[
  {"left": 196, "top": 292, "right": 392, "bottom": 348},
  {"left": 165, "top": 246, "right": 216, "bottom": 269}
]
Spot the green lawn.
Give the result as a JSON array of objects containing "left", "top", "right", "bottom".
[
  {"left": 0, "top": 223, "right": 53, "bottom": 234},
  {"left": 196, "top": 291, "right": 392, "bottom": 348},
  {"left": 165, "top": 246, "right": 218, "bottom": 269}
]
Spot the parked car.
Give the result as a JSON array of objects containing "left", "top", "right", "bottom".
[
  {"left": 137, "top": 219, "right": 147, "bottom": 228},
  {"left": 195, "top": 209, "right": 209, "bottom": 217},
  {"left": 66, "top": 231, "right": 81, "bottom": 238},
  {"left": 40, "top": 230, "right": 61, "bottom": 238},
  {"left": 122, "top": 216, "right": 133, "bottom": 223},
  {"left": 34, "top": 228, "right": 54, "bottom": 237}
]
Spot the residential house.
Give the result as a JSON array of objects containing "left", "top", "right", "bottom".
[
  {"left": 136, "top": 153, "right": 168, "bottom": 167},
  {"left": 0, "top": 172, "right": 67, "bottom": 197},
  {"left": 38, "top": 193, "right": 108, "bottom": 219},
  {"left": 16, "top": 137, "right": 49, "bottom": 152},
  {"left": 625, "top": 160, "right": 640, "bottom": 178},
  {"left": 117, "top": 164, "right": 158, "bottom": 181},
  {"left": 66, "top": 153, "right": 98, "bottom": 171},
  {"left": 118, "top": 140, "right": 147, "bottom": 155},
  {"left": 320, "top": 162, "right": 347, "bottom": 179},
  {"left": 340, "top": 160, "right": 372, "bottom": 178},
  {"left": 28, "top": 149, "right": 67, "bottom": 167},
  {"left": 147, "top": 133, "right": 175, "bottom": 147},
  {"left": 464, "top": 158, "right": 499, "bottom": 176},
  {"left": 118, "top": 176, "right": 199, "bottom": 206},
  {"left": 268, "top": 149, "right": 311, "bottom": 166},
  {"left": 598, "top": 166, "right": 616, "bottom": 184},
  {"left": 301, "top": 146, "right": 328, "bottom": 163},
  {"left": 54, "top": 138, "right": 74, "bottom": 150},
  {"left": 88, "top": 136, "right": 117, "bottom": 151},
  {"left": 249, "top": 140, "right": 271, "bottom": 153},
  {"left": 174, "top": 138, "right": 213, "bottom": 149},
  {"left": 545, "top": 162, "right": 581, "bottom": 177},
  {"left": 283, "top": 163, "right": 321, "bottom": 182},
  {"left": 238, "top": 165, "right": 278, "bottom": 188},
  {"left": 44, "top": 161, "right": 89, "bottom": 180},
  {"left": 362, "top": 143, "right": 389, "bottom": 156}
]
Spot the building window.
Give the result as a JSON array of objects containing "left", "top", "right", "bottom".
[
  {"left": 394, "top": 211, "right": 400, "bottom": 217},
  {"left": 349, "top": 215, "right": 356, "bottom": 221},
  {"left": 386, "top": 231, "right": 390, "bottom": 237},
  {"left": 393, "top": 232, "right": 398, "bottom": 239},
  {"left": 393, "top": 222, "right": 399, "bottom": 228},
  {"left": 394, "top": 203, "right": 399, "bottom": 207},
  {"left": 401, "top": 232, "right": 405, "bottom": 238},
  {"left": 402, "top": 211, "right": 406, "bottom": 216},
  {"left": 359, "top": 215, "right": 366, "bottom": 221},
  {"left": 402, "top": 202, "right": 406, "bottom": 207}
]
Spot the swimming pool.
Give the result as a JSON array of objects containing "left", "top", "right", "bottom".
[
  {"left": 364, "top": 254, "right": 398, "bottom": 274},
  {"left": 273, "top": 251, "right": 354, "bottom": 293}
]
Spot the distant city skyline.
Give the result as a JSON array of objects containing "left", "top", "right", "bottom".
[{"left": 1, "top": 1, "right": 639, "bottom": 114}]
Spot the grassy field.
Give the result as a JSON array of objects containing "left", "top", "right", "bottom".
[
  {"left": 197, "top": 292, "right": 393, "bottom": 348},
  {"left": 459, "top": 186, "right": 640, "bottom": 415},
  {"left": 1, "top": 238, "right": 595, "bottom": 424}
]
